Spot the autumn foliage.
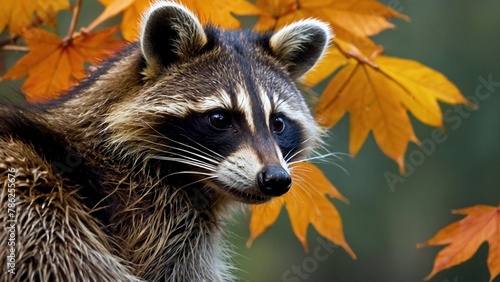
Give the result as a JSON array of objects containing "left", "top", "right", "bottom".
[
  {"left": 0, "top": 0, "right": 495, "bottom": 280},
  {"left": 419, "top": 203, "right": 500, "bottom": 282},
  {"left": 2, "top": 27, "right": 123, "bottom": 101}
]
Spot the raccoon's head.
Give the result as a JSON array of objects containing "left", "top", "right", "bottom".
[{"left": 107, "top": 2, "right": 331, "bottom": 204}]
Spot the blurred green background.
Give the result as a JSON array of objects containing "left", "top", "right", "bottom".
[{"left": 1, "top": 0, "right": 499, "bottom": 281}]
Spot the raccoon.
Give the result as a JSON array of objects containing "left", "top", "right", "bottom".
[{"left": 0, "top": 2, "right": 331, "bottom": 281}]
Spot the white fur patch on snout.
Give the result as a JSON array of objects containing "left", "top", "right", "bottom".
[
  {"left": 216, "top": 144, "right": 289, "bottom": 197},
  {"left": 217, "top": 146, "right": 261, "bottom": 192}
]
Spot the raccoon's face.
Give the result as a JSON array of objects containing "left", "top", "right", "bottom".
[{"left": 109, "top": 3, "right": 331, "bottom": 204}]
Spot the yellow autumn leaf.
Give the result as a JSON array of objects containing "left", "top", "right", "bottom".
[
  {"left": 179, "top": 0, "right": 262, "bottom": 28},
  {"left": 94, "top": 0, "right": 150, "bottom": 41},
  {"left": 248, "top": 162, "right": 355, "bottom": 259},
  {"left": 303, "top": 46, "right": 347, "bottom": 87},
  {"left": 315, "top": 56, "right": 472, "bottom": 171},
  {"left": 304, "top": 36, "right": 386, "bottom": 87},
  {"left": 254, "top": 0, "right": 407, "bottom": 41},
  {"left": 332, "top": 37, "right": 383, "bottom": 67},
  {"left": 87, "top": 0, "right": 135, "bottom": 33},
  {"left": 377, "top": 56, "right": 473, "bottom": 126},
  {"left": 96, "top": 0, "right": 262, "bottom": 41},
  {"left": 0, "top": 0, "right": 69, "bottom": 34}
]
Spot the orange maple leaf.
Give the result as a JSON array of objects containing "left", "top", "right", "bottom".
[
  {"left": 418, "top": 203, "right": 500, "bottom": 281},
  {"left": 2, "top": 27, "right": 124, "bottom": 102},
  {"left": 94, "top": 0, "right": 262, "bottom": 41},
  {"left": 248, "top": 162, "right": 356, "bottom": 259},
  {"left": 0, "top": 0, "right": 69, "bottom": 34},
  {"left": 314, "top": 56, "right": 472, "bottom": 171},
  {"left": 254, "top": 0, "right": 407, "bottom": 43}
]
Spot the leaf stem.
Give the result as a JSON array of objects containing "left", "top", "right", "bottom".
[
  {"left": 65, "top": 0, "right": 83, "bottom": 41},
  {"left": 332, "top": 41, "right": 380, "bottom": 69},
  {"left": 0, "top": 45, "right": 30, "bottom": 52}
]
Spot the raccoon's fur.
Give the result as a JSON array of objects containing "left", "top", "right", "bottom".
[{"left": 0, "top": 2, "right": 331, "bottom": 281}]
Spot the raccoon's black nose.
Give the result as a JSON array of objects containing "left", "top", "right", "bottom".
[{"left": 258, "top": 165, "right": 292, "bottom": 197}]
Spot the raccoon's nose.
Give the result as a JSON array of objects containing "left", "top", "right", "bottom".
[{"left": 258, "top": 165, "right": 292, "bottom": 197}]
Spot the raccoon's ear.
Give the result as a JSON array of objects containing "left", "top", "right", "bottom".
[
  {"left": 269, "top": 19, "right": 332, "bottom": 80},
  {"left": 140, "top": 2, "right": 207, "bottom": 71}
]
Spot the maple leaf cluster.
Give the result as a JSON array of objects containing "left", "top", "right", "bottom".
[
  {"left": 0, "top": 0, "right": 124, "bottom": 102},
  {"left": 0, "top": 1, "right": 492, "bottom": 280}
]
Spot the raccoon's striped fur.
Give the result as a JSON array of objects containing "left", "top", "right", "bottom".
[{"left": 0, "top": 2, "right": 331, "bottom": 281}]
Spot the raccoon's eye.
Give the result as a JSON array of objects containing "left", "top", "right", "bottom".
[
  {"left": 209, "top": 111, "right": 232, "bottom": 130},
  {"left": 271, "top": 116, "right": 286, "bottom": 133}
]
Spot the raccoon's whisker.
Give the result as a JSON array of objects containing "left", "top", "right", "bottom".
[
  {"left": 324, "top": 161, "right": 349, "bottom": 176},
  {"left": 300, "top": 135, "right": 318, "bottom": 145},
  {"left": 142, "top": 142, "right": 217, "bottom": 164},
  {"left": 283, "top": 135, "right": 319, "bottom": 162},
  {"left": 289, "top": 153, "right": 349, "bottom": 176},
  {"left": 146, "top": 148, "right": 216, "bottom": 167},
  {"left": 146, "top": 146, "right": 220, "bottom": 169},
  {"left": 166, "top": 171, "right": 215, "bottom": 177},
  {"left": 284, "top": 147, "right": 308, "bottom": 163},
  {"left": 289, "top": 166, "right": 325, "bottom": 194},
  {"left": 288, "top": 177, "right": 310, "bottom": 205},
  {"left": 151, "top": 135, "right": 224, "bottom": 162},
  {"left": 177, "top": 176, "right": 219, "bottom": 190},
  {"left": 283, "top": 148, "right": 296, "bottom": 162},
  {"left": 149, "top": 156, "right": 217, "bottom": 172},
  {"left": 139, "top": 137, "right": 222, "bottom": 165},
  {"left": 296, "top": 151, "right": 346, "bottom": 163},
  {"left": 169, "top": 146, "right": 221, "bottom": 165},
  {"left": 148, "top": 120, "right": 224, "bottom": 161},
  {"left": 142, "top": 125, "right": 225, "bottom": 161},
  {"left": 172, "top": 135, "right": 225, "bottom": 161},
  {"left": 315, "top": 145, "right": 351, "bottom": 159}
]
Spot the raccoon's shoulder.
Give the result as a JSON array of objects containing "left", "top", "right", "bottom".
[
  {"left": 1, "top": 106, "right": 67, "bottom": 162},
  {"left": 1, "top": 105, "right": 73, "bottom": 164},
  {"left": 0, "top": 106, "right": 104, "bottom": 210}
]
